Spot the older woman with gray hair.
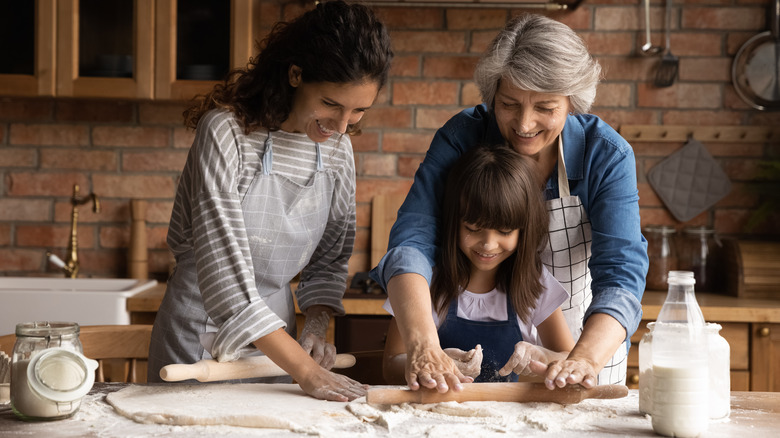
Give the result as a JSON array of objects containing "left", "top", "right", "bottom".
[{"left": 370, "top": 14, "right": 647, "bottom": 392}]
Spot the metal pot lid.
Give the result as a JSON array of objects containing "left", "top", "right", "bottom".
[{"left": 732, "top": 31, "right": 780, "bottom": 111}]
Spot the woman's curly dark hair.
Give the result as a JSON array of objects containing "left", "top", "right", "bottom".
[{"left": 184, "top": 0, "right": 393, "bottom": 135}]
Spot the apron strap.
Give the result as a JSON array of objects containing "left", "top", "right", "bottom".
[
  {"left": 315, "top": 142, "right": 323, "bottom": 171},
  {"left": 556, "top": 135, "right": 571, "bottom": 198},
  {"left": 262, "top": 132, "right": 273, "bottom": 175}
]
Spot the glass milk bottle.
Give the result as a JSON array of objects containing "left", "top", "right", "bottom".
[{"left": 651, "top": 271, "right": 709, "bottom": 438}]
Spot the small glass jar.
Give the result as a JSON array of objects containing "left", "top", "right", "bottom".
[
  {"left": 10, "top": 322, "right": 98, "bottom": 421},
  {"left": 706, "top": 323, "right": 730, "bottom": 420},
  {"left": 677, "top": 227, "right": 723, "bottom": 293},
  {"left": 640, "top": 321, "right": 729, "bottom": 420},
  {"left": 643, "top": 225, "right": 678, "bottom": 290},
  {"left": 638, "top": 322, "right": 654, "bottom": 415}
]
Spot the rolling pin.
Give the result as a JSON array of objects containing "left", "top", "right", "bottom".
[
  {"left": 366, "top": 382, "right": 628, "bottom": 405},
  {"left": 160, "top": 353, "right": 356, "bottom": 382}
]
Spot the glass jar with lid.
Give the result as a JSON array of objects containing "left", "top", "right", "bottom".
[
  {"left": 677, "top": 226, "right": 723, "bottom": 293},
  {"left": 642, "top": 225, "right": 678, "bottom": 290},
  {"left": 10, "top": 321, "right": 98, "bottom": 421}
]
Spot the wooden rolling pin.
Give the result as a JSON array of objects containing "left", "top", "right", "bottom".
[
  {"left": 160, "top": 353, "right": 356, "bottom": 382},
  {"left": 367, "top": 382, "right": 628, "bottom": 405}
]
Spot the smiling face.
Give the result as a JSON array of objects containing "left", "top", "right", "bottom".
[
  {"left": 493, "top": 78, "right": 570, "bottom": 160},
  {"left": 458, "top": 222, "right": 519, "bottom": 291},
  {"left": 281, "top": 66, "right": 380, "bottom": 142}
]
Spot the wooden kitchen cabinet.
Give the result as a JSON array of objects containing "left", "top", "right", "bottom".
[
  {"left": 2, "top": 0, "right": 262, "bottom": 99},
  {"left": 0, "top": 0, "right": 56, "bottom": 96},
  {"left": 751, "top": 323, "right": 780, "bottom": 391},
  {"left": 57, "top": 0, "right": 154, "bottom": 98},
  {"left": 154, "top": 0, "right": 258, "bottom": 100}
]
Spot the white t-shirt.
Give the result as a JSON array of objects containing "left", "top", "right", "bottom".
[{"left": 383, "top": 266, "right": 569, "bottom": 346}]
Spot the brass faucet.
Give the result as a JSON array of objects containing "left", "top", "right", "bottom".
[{"left": 48, "top": 184, "right": 100, "bottom": 278}]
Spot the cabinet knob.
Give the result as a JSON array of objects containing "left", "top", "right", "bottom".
[
  {"left": 630, "top": 374, "right": 639, "bottom": 384},
  {"left": 759, "top": 327, "right": 770, "bottom": 337}
]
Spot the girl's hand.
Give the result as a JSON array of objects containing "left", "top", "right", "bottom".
[
  {"left": 442, "top": 345, "right": 483, "bottom": 378},
  {"left": 498, "top": 341, "right": 570, "bottom": 377},
  {"left": 297, "top": 368, "right": 368, "bottom": 402},
  {"left": 299, "top": 307, "right": 337, "bottom": 369}
]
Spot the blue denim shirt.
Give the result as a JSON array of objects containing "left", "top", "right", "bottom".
[{"left": 370, "top": 104, "right": 648, "bottom": 340}]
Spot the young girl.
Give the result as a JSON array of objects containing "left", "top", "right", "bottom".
[{"left": 382, "top": 144, "right": 575, "bottom": 383}]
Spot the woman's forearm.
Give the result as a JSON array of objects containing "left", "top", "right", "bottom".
[
  {"left": 568, "top": 313, "right": 626, "bottom": 371},
  {"left": 386, "top": 273, "right": 440, "bottom": 349}
]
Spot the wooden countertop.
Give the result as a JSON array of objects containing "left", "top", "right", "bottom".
[
  {"left": 127, "top": 282, "right": 391, "bottom": 316},
  {"left": 128, "top": 284, "right": 780, "bottom": 322},
  {"left": 1, "top": 385, "right": 778, "bottom": 437}
]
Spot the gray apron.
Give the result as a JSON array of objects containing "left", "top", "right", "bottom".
[
  {"left": 149, "top": 132, "right": 335, "bottom": 383},
  {"left": 540, "top": 136, "right": 628, "bottom": 385}
]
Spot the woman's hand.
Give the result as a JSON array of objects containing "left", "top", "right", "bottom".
[
  {"left": 442, "top": 345, "right": 483, "bottom": 378},
  {"left": 536, "top": 357, "right": 599, "bottom": 389},
  {"left": 297, "top": 368, "right": 368, "bottom": 402},
  {"left": 406, "top": 341, "right": 473, "bottom": 392},
  {"left": 298, "top": 306, "right": 337, "bottom": 369}
]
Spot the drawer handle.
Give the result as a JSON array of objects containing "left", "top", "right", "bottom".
[
  {"left": 759, "top": 327, "right": 770, "bottom": 337},
  {"left": 629, "top": 374, "right": 639, "bottom": 384}
]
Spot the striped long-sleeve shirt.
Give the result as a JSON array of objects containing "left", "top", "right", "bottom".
[{"left": 166, "top": 109, "right": 355, "bottom": 362}]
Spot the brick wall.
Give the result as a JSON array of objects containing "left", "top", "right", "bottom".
[{"left": 1, "top": 0, "right": 778, "bottom": 279}]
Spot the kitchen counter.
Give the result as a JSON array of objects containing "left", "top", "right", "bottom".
[
  {"left": 0, "top": 384, "right": 778, "bottom": 437},
  {"left": 127, "top": 285, "right": 780, "bottom": 322}
]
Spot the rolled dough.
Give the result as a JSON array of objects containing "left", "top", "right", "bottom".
[{"left": 105, "top": 383, "right": 367, "bottom": 434}]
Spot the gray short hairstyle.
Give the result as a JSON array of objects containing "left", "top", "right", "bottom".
[{"left": 475, "top": 14, "right": 601, "bottom": 114}]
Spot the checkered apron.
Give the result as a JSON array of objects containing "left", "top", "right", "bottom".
[{"left": 541, "top": 136, "right": 628, "bottom": 385}]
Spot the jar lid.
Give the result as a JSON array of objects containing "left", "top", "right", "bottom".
[
  {"left": 16, "top": 321, "right": 80, "bottom": 337},
  {"left": 642, "top": 225, "right": 676, "bottom": 235},
  {"left": 26, "top": 347, "right": 98, "bottom": 403}
]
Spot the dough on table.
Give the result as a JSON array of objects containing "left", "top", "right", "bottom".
[{"left": 105, "top": 383, "right": 365, "bottom": 434}]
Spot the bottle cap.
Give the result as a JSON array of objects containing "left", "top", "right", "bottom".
[
  {"left": 667, "top": 270, "right": 696, "bottom": 285},
  {"left": 26, "top": 347, "right": 98, "bottom": 403}
]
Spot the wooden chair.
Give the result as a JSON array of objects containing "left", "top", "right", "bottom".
[{"left": 0, "top": 324, "right": 153, "bottom": 383}]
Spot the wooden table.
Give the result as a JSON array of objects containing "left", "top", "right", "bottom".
[{"left": 1, "top": 385, "right": 778, "bottom": 437}]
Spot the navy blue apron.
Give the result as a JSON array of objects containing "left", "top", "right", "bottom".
[{"left": 437, "top": 291, "right": 523, "bottom": 382}]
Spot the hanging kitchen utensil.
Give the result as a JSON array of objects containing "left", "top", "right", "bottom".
[
  {"left": 647, "top": 137, "right": 732, "bottom": 222},
  {"left": 641, "top": 0, "right": 663, "bottom": 56},
  {"left": 654, "top": 0, "right": 679, "bottom": 86},
  {"left": 732, "top": 0, "right": 780, "bottom": 110}
]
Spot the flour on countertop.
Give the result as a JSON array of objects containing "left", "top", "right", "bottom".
[{"left": 57, "top": 385, "right": 650, "bottom": 438}]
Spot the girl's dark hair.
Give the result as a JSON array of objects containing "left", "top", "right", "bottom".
[
  {"left": 184, "top": 0, "right": 393, "bottom": 134},
  {"left": 431, "top": 144, "right": 549, "bottom": 323}
]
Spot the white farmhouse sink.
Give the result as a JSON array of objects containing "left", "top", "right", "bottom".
[{"left": 0, "top": 277, "right": 157, "bottom": 335}]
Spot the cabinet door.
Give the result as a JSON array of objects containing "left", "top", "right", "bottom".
[
  {"left": 56, "top": 0, "right": 154, "bottom": 98},
  {"left": 0, "top": 0, "right": 56, "bottom": 96},
  {"left": 751, "top": 323, "right": 780, "bottom": 391},
  {"left": 154, "top": 0, "right": 257, "bottom": 100}
]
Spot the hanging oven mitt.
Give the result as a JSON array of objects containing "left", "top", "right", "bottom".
[{"left": 647, "top": 137, "right": 732, "bottom": 222}]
